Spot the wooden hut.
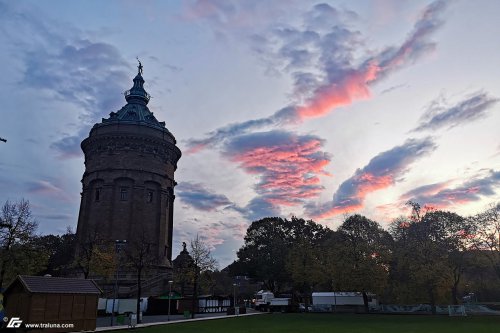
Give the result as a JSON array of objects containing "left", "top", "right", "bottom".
[{"left": 4, "top": 275, "right": 101, "bottom": 332}]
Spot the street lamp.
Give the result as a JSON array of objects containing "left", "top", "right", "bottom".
[
  {"left": 168, "top": 280, "right": 173, "bottom": 321},
  {"left": 110, "top": 239, "right": 127, "bottom": 326},
  {"left": 332, "top": 279, "right": 337, "bottom": 313},
  {"left": 233, "top": 283, "right": 237, "bottom": 315}
]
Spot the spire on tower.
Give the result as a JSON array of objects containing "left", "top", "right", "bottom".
[{"left": 124, "top": 59, "right": 150, "bottom": 105}]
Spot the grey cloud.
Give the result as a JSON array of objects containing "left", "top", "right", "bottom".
[
  {"left": 177, "top": 182, "right": 235, "bottom": 211},
  {"left": 242, "top": 197, "right": 281, "bottom": 221},
  {"left": 1, "top": 2, "right": 133, "bottom": 159},
  {"left": 414, "top": 91, "right": 499, "bottom": 132},
  {"left": 36, "top": 213, "right": 74, "bottom": 221},
  {"left": 49, "top": 133, "right": 84, "bottom": 159},
  {"left": 400, "top": 181, "right": 449, "bottom": 200}
]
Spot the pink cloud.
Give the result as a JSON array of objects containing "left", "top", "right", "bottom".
[
  {"left": 224, "top": 130, "right": 331, "bottom": 209},
  {"left": 297, "top": 62, "right": 380, "bottom": 119}
]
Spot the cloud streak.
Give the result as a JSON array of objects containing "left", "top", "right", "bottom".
[
  {"left": 401, "top": 170, "right": 500, "bottom": 209},
  {"left": 306, "top": 138, "right": 437, "bottom": 219},
  {"left": 26, "top": 180, "right": 74, "bottom": 203},
  {"left": 186, "top": 0, "right": 448, "bottom": 152},
  {"left": 414, "top": 91, "right": 499, "bottom": 132}
]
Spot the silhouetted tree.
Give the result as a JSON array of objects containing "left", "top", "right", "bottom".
[
  {"left": 332, "top": 215, "right": 393, "bottom": 297},
  {"left": 232, "top": 217, "right": 331, "bottom": 292},
  {"left": 471, "top": 203, "right": 500, "bottom": 279},
  {"left": 0, "top": 199, "right": 40, "bottom": 288}
]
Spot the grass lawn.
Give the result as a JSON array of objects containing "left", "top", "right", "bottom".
[{"left": 135, "top": 313, "right": 500, "bottom": 333}]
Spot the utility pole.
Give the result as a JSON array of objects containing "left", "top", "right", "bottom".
[{"left": 110, "top": 239, "right": 127, "bottom": 326}]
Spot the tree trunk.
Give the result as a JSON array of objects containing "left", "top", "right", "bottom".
[
  {"left": 451, "top": 280, "right": 460, "bottom": 305},
  {"left": 0, "top": 258, "right": 8, "bottom": 289},
  {"left": 451, "top": 265, "right": 461, "bottom": 305},
  {"left": 429, "top": 287, "right": 436, "bottom": 315},
  {"left": 136, "top": 265, "right": 142, "bottom": 323},
  {"left": 0, "top": 238, "right": 13, "bottom": 288},
  {"left": 191, "top": 271, "right": 198, "bottom": 319}
]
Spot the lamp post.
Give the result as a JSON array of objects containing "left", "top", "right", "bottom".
[
  {"left": 233, "top": 283, "right": 237, "bottom": 315},
  {"left": 110, "top": 239, "right": 127, "bottom": 326},
  {"left": 332, "top": 279, "right": 337, "bottom": 313},
  {"left": 168, "top": 280, "right": 173, "bottom": 321}
]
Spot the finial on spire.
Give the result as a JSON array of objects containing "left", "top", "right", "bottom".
[{"left": 137, "top": 57, "right": 143, "bottom": 75}]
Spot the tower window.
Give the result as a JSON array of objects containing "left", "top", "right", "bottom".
[
  {"left": 95, "top": 188, "right": 101, "bottom": 202},
  {"left": 120, "top": 188, "right": 128, "bottom": 201},
  {"left": 147, "top": 191, "right": 154, "bottom": 203}
]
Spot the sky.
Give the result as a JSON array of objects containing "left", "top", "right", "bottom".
[{"left": 0, "top": 0, "right": 499, "bottom": 267}]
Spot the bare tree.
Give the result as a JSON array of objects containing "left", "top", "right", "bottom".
[
  {"left": 127, "top": 225, "right": 156, "bottom": 324},
  {"left": 0, "top": 199, "right": 38, "bottom": 288},
  {"left": 190, "top": 235, "right": 218, "bottom": 318}
]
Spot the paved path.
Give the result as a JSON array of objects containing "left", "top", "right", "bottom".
[{"left": 94, "top": 309, "right": 265, "bottom": 331}]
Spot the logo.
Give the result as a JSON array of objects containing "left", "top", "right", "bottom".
[{"left": 6, "top": 317, "right": 23, "bottom": 328}]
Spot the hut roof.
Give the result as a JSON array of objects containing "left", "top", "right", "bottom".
[{"left": 5, "top": 275, "right": 102, "bottom": 295}]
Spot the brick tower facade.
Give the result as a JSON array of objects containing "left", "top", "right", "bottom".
[{"left": 76, "top": 63, "right": 181, "bottom": 277}]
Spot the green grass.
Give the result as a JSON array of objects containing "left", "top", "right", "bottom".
[{"left": 135, "top": 313, "right": 500, "bottom": 333}]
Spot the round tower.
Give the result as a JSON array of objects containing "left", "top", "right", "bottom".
[{"left": 76, "top": 62, "right": 181, "bottom": 270}]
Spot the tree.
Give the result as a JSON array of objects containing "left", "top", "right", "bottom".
[
  {"left": 389, "top": 202, "right": 473, "bottom": 308},
  {"left": 33, "top": 228, "right": 76, "bottom": 277},
  {"left": 231, "top": 217, "right": 331, "bottom": 292},
  {"left": 0, "top": 199, "right": 40, "bottom": 288},
  {"left": 189, "top": 235, "right": 218, "bottom": 318},
  {"left": 286, "top": 237, "right": 328, "bottom": 292},
  {"left": 471, "top": 203, "right": 500, "bottom": 279},
  {"left": 332, "top": 215, "right": 393, "bottom": 299}
]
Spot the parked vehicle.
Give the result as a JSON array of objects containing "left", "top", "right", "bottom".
[
  {"left": 254, "top": 290, "right": 291, "bottom": 312},
  {"left": 311, "top": 292, "right": 377, "bottom": 313}
]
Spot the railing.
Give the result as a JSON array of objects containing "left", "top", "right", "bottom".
[{"left": 124, "top": 89, "right": 151, "bottom": 102}]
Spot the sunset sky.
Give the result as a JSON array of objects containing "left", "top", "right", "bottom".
[{"left": 0, "top": 0, "right": 499, "bottom": 267}]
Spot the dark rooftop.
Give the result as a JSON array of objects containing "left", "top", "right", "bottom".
[{"left": 9, "top": 275, "right": 102, "bottom": 294}]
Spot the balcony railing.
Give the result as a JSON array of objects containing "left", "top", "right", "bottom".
[{"left": 124, "top": 89, "right": 151, "bottom": 102}]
